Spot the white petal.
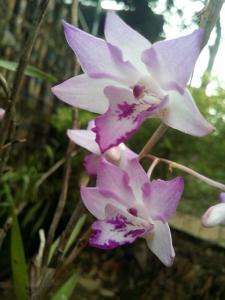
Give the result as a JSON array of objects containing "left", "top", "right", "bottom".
[
  {"left": 161, "top": 89, "right": 214, "bottom": 137},
  {"left": 52, "top": 74, "right": 112, "bottom": 114},
  {"left": 145, "top": 221, "right": 175, "bottom": 267},
  {"left": 67, "top": 129, "right": 100, "bottom": 154},
  {"left": 104, "top": 12, "right": 150, "bottom": 74},
  {"left": 80, "top": 187, "right": 123, "bottom": 220},
  {"left": 202, "top": 203, "right": 225, "bottom": 227}
]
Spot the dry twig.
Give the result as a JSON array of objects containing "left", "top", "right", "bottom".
[{"left": 0, "top": 0, "right": 50, "bottom": 169}]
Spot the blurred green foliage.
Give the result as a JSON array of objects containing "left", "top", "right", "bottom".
[
  {"left": 11, "top": 212, "right": 29, "bottom": 300},
  {"left": 0, "top": 59, "right": 57, "bottom": 83}
]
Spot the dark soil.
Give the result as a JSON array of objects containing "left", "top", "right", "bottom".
[{"left": 74, "top": 230, "right": 225, "bottom": 300}]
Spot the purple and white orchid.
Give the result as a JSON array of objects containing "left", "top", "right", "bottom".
[
  {"left": 52, "top": 12, "right": 213, "bottom": 152},
  {"left": 81, "top": 158, "right": 184, "bottom": 266},
  {"left": 202, "top": 193, "right": 225, "bottom": 227},
  {"left": 68, "top": 120, "right": 137, "bottom": 175}
]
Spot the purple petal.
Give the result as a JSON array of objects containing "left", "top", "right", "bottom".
[
  {"left": 87, "top": 120, "right": 95, "bottom": 131},
  {"left": 96, "top": 160, "right": 136, "bottom": 207},
  {"left": 90, "top": 212, "right": 149, "bottom": 250},
  {"left": 124, "top": 158, "right": 150, "bottom": 203},
  {"left": 84, "top": 153, "right": 101, "bottom": 175},
  {"left": 145, "top": 221, "right": 175, "bottom": 267},
  {"left": 116, "top": 144, "right": 138, "bottom": 170},
  {"left": 80, "top": 186, "right": 124, "bottom": 220},
  {"left": 202, "top": 203, "right": 225, "bottom": 227},
  {"left": 144, "top": 177, "right": 184, "bottom": 222},
  {"left": 67, "top": 129, "right": 99, "bottom": 154},
  {"left": 93, "top": 86, "right": 163, "bottom": 152},
  {"left": 52, "top": 74, "right": 110, "bottom": 114},
  {"left": 162, "top": 89, "right": 214, "bottom": 136},
  {"left": 104, "top": 12, "right": 151, "bottom": 74},
  {"left": 219, "top": 193, "right": 225, "bottom": 203},
  {"left": 142, "top": 29, "right": 203, "bottom": 92},
  {"left": 63, "top": 21, "right": 139, "bottom": 85}
]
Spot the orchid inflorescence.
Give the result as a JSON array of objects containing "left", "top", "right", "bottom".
[{"left": 52, "top": 12, "right": 225, "bottom": 266}]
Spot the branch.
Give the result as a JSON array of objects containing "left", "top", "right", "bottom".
[
  {"left": 201, "top": 18, "right": 221, "bottom": 88},
  {"left": 144, "top": 154, "right": 225, "bottom": 191},
  {"left": 0, "top": 73, "right": 10, "bottom": 101},
  {"left": 199, "top": 0, "right": 224, "bottom": 49},
  {"left": 48, "top": 200, "right": 84, "bottom": 267},
  {"left": 41, "top": 0, "right": 80, "bottom": 268},
  {"left": 139, "top": 123, "right": 168, "bottom": 158},
  {"left": 0, "top": 0, "right": 50, "bottom": 167},
  {"left": 41, "top": 133, "right": 77, "bottom": 267}
]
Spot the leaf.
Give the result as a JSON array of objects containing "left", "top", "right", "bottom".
[
  {"left": 48, "top": 237, "right": 60, "bottom": 265},
  {"left": 51, "top": 272, "right": 79, "bottom": 300},
  {"left": 64, "top": 214, "right": 87, "bottom": 256},
  {"left": 48, "top": 214, "right": 87, "bottom": 264},
  {"left": 0, "top": 59, "right": 57, "bottom": 83},
  {"left": 11, "top": 212, "right": 29, "bottom": 300}
]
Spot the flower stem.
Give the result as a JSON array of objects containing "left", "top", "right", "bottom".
[
  {"left": 139, "top": 123, "right": 168, "bottom": 158},
  {"left": 147, "top": 158, "right": 159, "bottom": 179},
  {"left": 144, "top": 154, "right": 225, "bottom": 191}
]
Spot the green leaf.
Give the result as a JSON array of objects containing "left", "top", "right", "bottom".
[
  {"left": 48, "top": 214, "right": 87, "bottom": 264},
  {"left": 0, "top": 59, "right": 57, "bottom": 83},
  {"left": 64, "top": 214, "right": 87, "bottom": 256},
  {"left": 51, "top": 272, "right": 79, "bottom": 300},
  {"left": 48, "top": 237, "right": 60, "bottom": 265},
  {"left": 11, "top": 212, "right": 29, "bottom": 300}
]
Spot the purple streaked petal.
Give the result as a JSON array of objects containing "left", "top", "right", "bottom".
[
  {"left": 67, "top": 129, "right": 99, "bottom": 154},
  {"left": 93, "top": 87, "right": 164, "bottom": 152},
  {"left": 104, "top": 12, "right": 150, "bottom": 74},
  {"left": 104, "top": 203, "right": 152, "bottom": 227},
  {"left": 144, "top": 177, "right": 184, "bottom": 222},
  {"left": 96, "top": 160, "right": 136, "bottom": 207},
  {"left": 93, "top": 110, "right": 139, "bottom": 153},
  {"left": 80, "top": 186, "right": 126, "bottom": 220},
  {"left": 90, "top": 214, "right": 149, "bottom": 250},
  {"left": 145, "top": 221, "right": 175, "bottom": 267},
  {"left": 84, "top": 153, "right": 100, "bottom": 175},
  {"left": 202, "top": 203, "right": 225, "bottom": 227},
  {"left": 162, "top": 89, "right": 214, "bottom": 137},
  {"left": 142, "top": 29, "right": 203, "bottom": 92},
  {"left": 63, "top": 21, "right": 139, "bottom": 85},
  {"left": 52, "top": 74, "right": 111, "bottom": 114}
]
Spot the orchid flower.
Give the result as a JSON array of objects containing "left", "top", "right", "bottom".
[
  {"left": 68, "top": 120, "right": 137, "bottom": 175},
  {"left": 81, "top": 158, "right": 184, "bottom": 266},
  {"left": 52, "top": 12, "right": 213, "bottom": 152},
  {"left": 202, "top": 193, "right": 225, "bottom": 227}
]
